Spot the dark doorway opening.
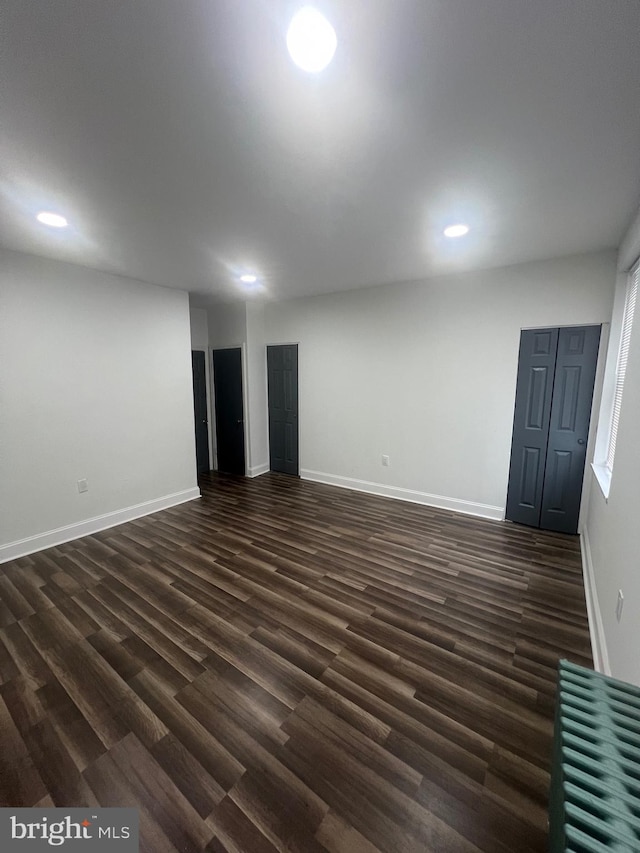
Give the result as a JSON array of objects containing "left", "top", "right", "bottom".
[
  {"left": 212, "top": 347, "right": 245, "bottom": 476},
  {"left": 191, "top": 350, "right": 210, "bottom": 475}
]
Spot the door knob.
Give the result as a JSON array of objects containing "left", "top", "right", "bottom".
[{"left": 577, "top": 439, "right": 585, "bottom": 445}]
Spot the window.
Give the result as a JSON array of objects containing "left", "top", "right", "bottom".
[{"left": 606, "top": 261, "right": 639, "bottom": 470}]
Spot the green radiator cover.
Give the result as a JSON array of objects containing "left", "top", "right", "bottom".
[{"left": 549, "top": 660, "right": 640, "bottom": 852}]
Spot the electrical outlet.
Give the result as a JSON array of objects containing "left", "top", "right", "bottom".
[
  {"left": 77, "top": 478, "right": 88, "bottom": 494},
  {"left": 616, "top": 589, "right": 624, "bottom": 622},
  {"left": 382, "top": 455, "right": 390, "bottom": 467}
]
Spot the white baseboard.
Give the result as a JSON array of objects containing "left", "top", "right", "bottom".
[
  {"left": 0, "top": 487, "right": 201, "bottom": 564},
  {"left": 579, "top": 526, "right": 611, "bottom": 675},
  {"left": 248, "top": 463, "right": 270, "bottom": 478},
  {"left": 300, "top": 469, "right": 504, "bottom": 521}
]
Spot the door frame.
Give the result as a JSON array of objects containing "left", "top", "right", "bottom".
[
  {"left": 506, "top": 322, "right": 608, "bottom": 532},
  {"left": 265, "top": 341, "right": 300, "bottom": 476},
  {"left": 191, "top": 347, "right": 213, "bottom": 471},
  {"left": 210, "top": 343, "right": 249, "bottom": 476}
]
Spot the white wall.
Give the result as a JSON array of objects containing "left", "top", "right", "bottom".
[
  {"left": 190, "top": 306, "right": 209, "bottom": 349},
  {"left": 584, "top": 208, "right": 640, "bottom": 685},
  {"left": 245, "top": 303, "right": 269, "bottom": 476},
  {"left": 208, "top": 302, "right": 247, "bottom": 349},
  {"left": 265, "top": 250, "right": 616, "bottom": 516},
  {"left": 0, "top": 249, "right": 199, "bottom": 559}
]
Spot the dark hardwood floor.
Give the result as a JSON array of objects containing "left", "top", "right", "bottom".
[{"left": 0, "top": 472, "right": 592, "bottom": 852}]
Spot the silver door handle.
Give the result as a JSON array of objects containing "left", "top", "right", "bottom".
[{"left": 577, "top": 439, "right": 585, "bottom": 445}]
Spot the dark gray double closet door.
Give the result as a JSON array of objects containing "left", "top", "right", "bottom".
[
  {"left": 267, "top": 345, "right": 299, "bottom": 476},
  {"left": 505, "top": 325, "right": 601, "bottom": 535}
]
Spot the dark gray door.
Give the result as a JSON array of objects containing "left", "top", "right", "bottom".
[
  {"left": 539, "top": 325, "right": 601, "bottom": 533},
  {"left": 505, "top": 328, "right": 559, "bottom": 528},
  {"left": 212, "top": 348, "right": 245, "bottom": 476},
  {"left": 506, "top": 325, "right": 600, "bottom": 534},
  {"left": 191, "top": 350, "right": 210, "bottom": 474},
  {"left": 267, "top": 344, "right": 298, "bottom": 475}
]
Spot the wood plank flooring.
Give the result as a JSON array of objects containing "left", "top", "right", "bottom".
[{"left": 0, "top": 472, "right": 592, "bottom": 852}]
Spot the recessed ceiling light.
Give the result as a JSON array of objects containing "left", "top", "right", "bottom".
[
  {"left": 443, "top": 223, "right": 469, "bottom": 238},
  {"left": 36, "top": 211, "right": 68, "bottom": 228},
  {"left": 287, "top": 7, "right": 337, "bottom": 73},
  {"left": 240, "top": 274, "right": 258, "bottom": 284}
]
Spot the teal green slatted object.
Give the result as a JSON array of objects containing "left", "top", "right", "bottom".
[{"left": 549, "top": 660, "right": 640, "bottom": 852}]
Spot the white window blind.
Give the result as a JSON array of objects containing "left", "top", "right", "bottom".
[{"left": 606, "top": 262, "right": 639, "bottom": 470}]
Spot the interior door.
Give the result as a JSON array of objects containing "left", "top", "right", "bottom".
[
  {"left": 539, "top": 325, "right": 601, "bottom": 533},
  {"left": 267, "top": 344, "right": 299, "bottom": 475},
  {"left": 506, "top": 325, "right": 601, "bottom": 534},
  {"left": 212, "top": 348, "right": 245, "bottom": 475},
  {"left": 191, "top": 350, "right": 210, "bottom": 474},
  {"left": 505, "top": 328, "right": 559, "bottom": 528}
]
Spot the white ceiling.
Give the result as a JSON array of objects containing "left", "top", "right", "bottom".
[{"left": 2, "top": 0, "right": 640, "bottom": 303}]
